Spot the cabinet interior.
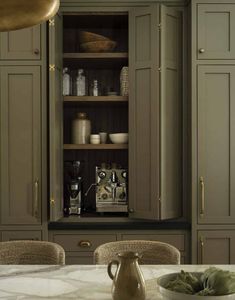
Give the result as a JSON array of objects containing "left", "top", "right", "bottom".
[{"left": 63, "top": 13, "right": 129, "bottom": 217}]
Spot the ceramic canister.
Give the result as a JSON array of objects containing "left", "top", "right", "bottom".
[{"left": 72, "top": 112, "right": 91, "bottom": 144}]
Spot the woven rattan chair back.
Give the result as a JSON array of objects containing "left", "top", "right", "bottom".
[
  {"left": 0, "top": 240, "right": 65, "bottom": 265},
  {"left": 94, "top": 240, "right": 180, "bottom": 265}
]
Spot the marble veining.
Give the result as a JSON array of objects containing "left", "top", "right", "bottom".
[{"left": 0, "top": 265, "right": 234, "bottom": 299}]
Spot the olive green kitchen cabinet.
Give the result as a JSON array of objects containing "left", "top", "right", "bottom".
[
  {"left": 198, "top": 231, "right": 235, "bottom": 264},
  {"left": 0, "top": 25, "right": 41, "bottom": 60},
  {"left": 49, "top": 5, "right": 183, "bottom": 222},
  {"left": 0, "top": 66, "right": 42, "bottom": 225},
  {"left": 197, "top": 4, "right": 235, "bottom": 60},
  {"left": 197, "top": 65, "right": 235, "bottom": 224},
  {"left": 191, "top": 0, "right": 235, "bottom": 264}
]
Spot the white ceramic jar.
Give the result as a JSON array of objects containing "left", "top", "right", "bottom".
[
  {"left": 90, "top": 134, "right": 100, "bottom": 144},
  {"left": 72, "top": 112, "right": 91, "bottom": 144}
]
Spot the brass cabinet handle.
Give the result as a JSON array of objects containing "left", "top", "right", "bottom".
[
  {"left": 34, "top": 48, "right": 40, "bottom": 55},
  {"left": 200, "top": 176, "right": 205, "bottom": 217},
  {"left": 78, "top": 240, "right": 92, "bottom": 248},
  {"left": 200, "top": 237, "right": 204, "bottom": 264},
  {"left": 34, "top": 179, "right": 39, "bottom": 218},
  {"left": 199, "top": 48, "right": 205, "bottom": 53}
]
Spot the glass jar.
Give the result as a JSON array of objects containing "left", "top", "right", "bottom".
[
  {"left": 72, "top": 112, "right": 91, "bottom": 144},
  {"left": 63, "top": 67, "right": 70, "bottom": 96}
]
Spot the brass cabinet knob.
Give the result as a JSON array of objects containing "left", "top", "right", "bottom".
[
  {"left": 78, "top": 240, "right": 92, "bottom": 248},
  {"left": 129, "top": 208, "right": 134, "bottom": 213},
  {"left": 199, "top": 48, "right": 205, "bottom": 53},
  {"left": 34, "top": 48, "right": 40, "bottom": 55}
]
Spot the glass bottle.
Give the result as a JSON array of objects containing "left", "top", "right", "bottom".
[
  {"left": 63, "top": 67, "right": 70, "bottom": 96},
  {"left": 72, "top": 112, "right": 91, "bottom": 144},
  {"left": 76, "top": 69, "right": 86, "bottom": 96},
  {"left": 90, "top": 79, "right": 99, "bottom": 96}
]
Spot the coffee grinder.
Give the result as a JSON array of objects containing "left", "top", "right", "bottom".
[{"left": 64, "top": 161, "right": 83, "bottom": 215}]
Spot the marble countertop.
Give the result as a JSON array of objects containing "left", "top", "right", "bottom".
[{"left": 0, "top": 264, "right": 234, "bottom": 299}]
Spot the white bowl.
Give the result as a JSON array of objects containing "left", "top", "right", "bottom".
[
  {"left": 109, "top": 133, "right": 128, "bottom": 144},
  {"left": 157, "top": 272, "right": 235, "bottom": 300}
]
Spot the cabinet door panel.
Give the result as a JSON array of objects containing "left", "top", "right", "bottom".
[
  {"left": 129, "top": 5, "right": 160, "bottom": 219},
  {"left": 0, "top": 66, "right": 41, "bottom": 225},
  {"left": 0, "top": 25, "right": 41, "bottom": 60},
  {"left": 198, "top": 231, "right": 235, "bottom": 264},
  {"left": 198, "top": 66, "right": 235, "bottom": 224},
  {"left": 197, "top": 4, "right": 235, "bottom": 59},
  {"left": 160, "top": 6, "right": 182, "bottom": 219}
]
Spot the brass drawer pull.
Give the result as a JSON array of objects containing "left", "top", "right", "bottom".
[
  {"left": 200, "top": 176, "right": 205, "bottom": 217},
  {"left": 78, "top": 240, "right": 92, "bottom": 248},
  {"left": 34, "top": 179, "right": 39, "bottom": 218},
  {"left": 200, "top": 237, "right": 204, "bottom": 264}
]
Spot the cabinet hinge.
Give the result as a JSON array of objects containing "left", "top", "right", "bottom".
[
  {"left": 158, "top": 23, "right": 161, "bottom": 30},
  {"left": 49, "top": 64, "right": 55, "bottom": 72},
  {"left": 158, "top": 67, "right": 161, "bottom": 72},
  {"left": 49, "top": 19, "right": 55, "bottom": 26},
  {"left": 50, "top": 198, "right": 55, "bottom": 206}
]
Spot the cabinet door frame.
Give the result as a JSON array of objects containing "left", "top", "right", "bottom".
[
  {"left": 0, "top": 25, "right": 41, "bottom": 60},
  {"left": 198, "top": 230, "right": 235, "bottom": 264},
  {"left": 197, "top": 65, "right": 235, "bottom": 224},
  {"left": 0, "top": 66, "right": 42, "bottom": 225},
  {"left": 197, "top": 4, "right": 235, "bottom": 60}
]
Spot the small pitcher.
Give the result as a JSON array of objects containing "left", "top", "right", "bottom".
[{"left": 107, "top": 251, "right": 146, "bottom": 300}]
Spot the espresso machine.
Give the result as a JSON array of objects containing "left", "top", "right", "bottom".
[
  {"left": 64, "top": 161, "right": 83, "bottom": 215},
  {"left": 86, "top": 164, "right": 128, "bottom": 212}
]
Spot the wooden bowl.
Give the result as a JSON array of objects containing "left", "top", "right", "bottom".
[
  {"left": 80, "top": 41, "right": 117, "bottom": 53},
  {"left": 79, "top": 31, "right": 110, "bottom": 43}
]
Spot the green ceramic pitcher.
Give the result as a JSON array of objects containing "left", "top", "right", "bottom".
[{"left": 107, "top": 251, "right": 146, "bottom": 300}]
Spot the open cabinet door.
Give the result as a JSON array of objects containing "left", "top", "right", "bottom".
[
  {"left": 129, "top": 5, "right": 160, "bottom": 220},
  {"left": 160, "top": 6, "right": 182, "bottom": 219},
  {"left": 49, "top": 14, "right": 63, "bottom": 221}
]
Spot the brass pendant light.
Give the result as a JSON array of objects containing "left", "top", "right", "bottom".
[{"left": 0, "top": 0, "right": 60, "bottom": 32}]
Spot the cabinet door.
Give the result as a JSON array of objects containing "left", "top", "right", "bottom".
[
  {"left": 129, "top": 5, "right": 160, "bottom": 219},
  {"left": 198, "top": 231, "right": 235, "bottom": 264},
  {"left": 49, "top": 15, "right": 63, "bottom": 221},
  {"left": 0, "top": 25, "right": 41, "bottom": 60},
  {"left": 0, "top": 66, "right": 41, "bottom": 225},
  {"left": 129, "top": 5, "right": 182, "bottom": 220},
  {"left": 198, "top": 66, "right": 235, "bottom": 224},
  {"left": 197, "top": 4, "right": 235, "bottom": 60}
]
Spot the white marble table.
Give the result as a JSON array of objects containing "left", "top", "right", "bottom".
[{"left": 0, "top": 265, "right": 234, "bottom": 299}]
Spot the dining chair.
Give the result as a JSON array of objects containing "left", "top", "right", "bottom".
[
  {"left": 0, "top": 240, "right": 65, "bottom": 265},
  {"left": 94, "top": 240, "right": 180, "bottom": 264}
]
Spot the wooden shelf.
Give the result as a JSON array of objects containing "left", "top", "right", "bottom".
[
  {"left": 64, "top": 144, "right": 128, "bottom": 150},
  {"left": 63, "top": 52, "right": 128, "bottom": 59},
  {"left": 64, "top": 96, "right": 128, "bottom": 102}
]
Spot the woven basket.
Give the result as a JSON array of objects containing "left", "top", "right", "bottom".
[{"left": 120, "top": 66, "right": 129, "bottom": 96}]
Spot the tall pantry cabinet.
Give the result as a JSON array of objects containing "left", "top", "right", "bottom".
[
  {"left": 49, "top": 3, "right": 183, "bottom": 222},
  {"left": 0, "top": 25, "right": 48, "bottom": 241},
  {"left": 191, "top": 0, "right": 235, "bottom": 263}
]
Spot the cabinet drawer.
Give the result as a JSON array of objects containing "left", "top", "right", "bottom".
[
  {"left": 65, "top": 253, "right": 94, "bottom": 265},
  {"left": 53, "top": 234, "right": 117, "bottom": 252},
  {"left": 1, "top": 230, "right": 42, "bottom": 241},
  {"left": 121, "top": 234, "right": 185, "bottom": 251}
]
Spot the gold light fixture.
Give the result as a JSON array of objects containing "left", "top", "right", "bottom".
[{"left": 0, "top": 0, "right": 60, "bottom": 32}]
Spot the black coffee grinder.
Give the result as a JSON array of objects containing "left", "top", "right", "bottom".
[{"left": 64, "top": 161, "right": 83, "bottom": 215}]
